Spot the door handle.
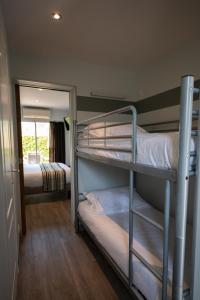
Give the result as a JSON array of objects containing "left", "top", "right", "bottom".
[{"left": 10, "top": 169, "right": 20, "bottom": 173}]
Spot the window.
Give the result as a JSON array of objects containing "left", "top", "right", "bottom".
[{"left": 22, "top": 121, "right": 50, "bottom": 164}]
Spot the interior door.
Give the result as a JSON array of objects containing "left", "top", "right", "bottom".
[
  {"left": 0, "top": 7, "right": 19, "bottom": 300},
  {"left": 15, "top": 84, "right": 26, "bottom": 234}
]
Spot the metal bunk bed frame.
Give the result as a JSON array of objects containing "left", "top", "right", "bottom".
[{"left": 74, "top": 75, "right": 200, "bottom": 300}]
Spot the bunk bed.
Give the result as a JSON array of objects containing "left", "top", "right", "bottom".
[{"left": 74, "top": 76, "right": 200, "bottom": 300}]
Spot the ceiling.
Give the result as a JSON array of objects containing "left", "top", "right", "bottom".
[
  {"left": 20, "top": 86, "right": 69, "bottom": 110},
  {"left": 2, "top": 0, "right": 200, "bottom": 69}
]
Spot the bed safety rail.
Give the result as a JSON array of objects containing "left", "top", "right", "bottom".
[
  {"left": 76, "top": 105, "right": 177, "bottom": 182},
  {"left": 129, "top": 176, "right": 171, "bottom": 300},
  {"left": 75, "top": 76, "right": 200, "bottom": 300},
  {"left": 76, "top": 106, "right": 136, "bottom": 160}
]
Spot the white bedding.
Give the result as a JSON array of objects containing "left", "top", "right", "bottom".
[
  {"left": 84, "top": 186, "right": 150, "bottom": 215},
  {"left": 78, "top": 123, "right": 195, "bottom": 169},
  {"left": 78, "top": 198, "right": 191, "bottom": 300},
  {"left": 24, "top": 163, "right": 71, "bottom": 189}
]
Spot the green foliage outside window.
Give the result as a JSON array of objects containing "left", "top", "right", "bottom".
[{"left": 22, "top": 136, "right": 49, "bottom": 162}]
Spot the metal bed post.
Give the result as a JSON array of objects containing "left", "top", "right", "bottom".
[
  {"left": 104, "top": 119, "right": 106, "bottom": 148},
  {"left": 74, "top": 120, "right": 80, "bottom": 232},
  {"left": 162, "top": 180, "right": 171, "bottom": 300},
  {"left": 172, "top": 76, "right": 194, "bottom": 300},
  {"left": 129, "top": 170, "right": 134, "bottom": 288},
  {"left": 190, "top": 88, "right": 200, "bottom": 300},
  {"left": 129, "top": 107, "right": 137, "bottom": 288}
]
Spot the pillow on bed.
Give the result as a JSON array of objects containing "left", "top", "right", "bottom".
[
  {"left": 88, "top": 122, "right": 116, "bottom": 129},
  {"left": 79, "top": 123, "right": 147, "bottom": 141},
  {"left": 86, "top": 123, "right": 146, "bottom": 132},
  {"left": 84, "top": 186, "right": 149, "bottom": 215},
  {"left": 137, "top": 126, "right": 147, "bottom": 134}
]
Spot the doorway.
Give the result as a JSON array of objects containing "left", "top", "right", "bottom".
[{"left": 15, "top": 81, "right": 76, "bottom": 235}]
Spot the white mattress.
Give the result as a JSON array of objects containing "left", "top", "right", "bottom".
[
  {"left": 78, "top": 123, "right": 195, "bottom": 169},
  {"left": 23, "top": 163, "right": 71, "bottom": 189},
  {"left": 84, "top": 186, "right": 149, "bottom": 215},
  {"left": 78, "top": 200, "right": 191, "bottom": 300}
]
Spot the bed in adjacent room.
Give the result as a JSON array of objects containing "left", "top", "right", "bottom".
[{"left": 24, "top": 162, "right": 71, "bottom": 195}]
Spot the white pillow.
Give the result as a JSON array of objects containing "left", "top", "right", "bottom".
[
  {"left": 137, "top": 126, "right": 147, "bottom": 134},
  {"left": 80, "top": 123, "right": 147, "bottom": 140},
  {"left": 84, "top": 186, "right": 149, "bottom": 215},
  {"left": 88, "top": 122, "right": 116, "bottom": 129}
]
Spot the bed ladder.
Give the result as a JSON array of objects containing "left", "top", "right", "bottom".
[
  {"left": 129, "top": 177, "right": 171, "bottom": 300},
  {"left": 128, "top": 98, "right": 172, "bottom": 299},
  {"left": 128, "top": 103, "right": 171, "bottom": 299}
]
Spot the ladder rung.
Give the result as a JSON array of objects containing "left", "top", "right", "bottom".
[
  {"left": 192, "top": 110, "right": 199, "bottom": 117},
  {"left": 130, "top": 248, "right": 163, "bottom": 281},
  {"left": 193, "top": 87, "right": 200, "bottom": 94},
  {"left": 131, "top": 208, "right": 163, "bottom": 231},
  {"left": 189, "top": 165, "right": 196, "bottom": 173},
  {"left": 192, "top": 131, "right": 198, "bottom": 136},
  {"left": 190, "top": 151, "right": 196, "bottom": 157},
  {"left": 189, "top": 170, "right": 196, "bottom": 176}
]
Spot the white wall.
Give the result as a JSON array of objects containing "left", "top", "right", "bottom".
[
  {"left": 78, "top": 158, "right": 129, "bottom": 193},
  {"left": 136, "top": 40, "right": 200, "bottom": 124},
  {"left": 9, "top": 35, "right": 200, "bottom": 126},
  {"left": 51, "top": 108, "right": 68, "bottom": 122},
  {"left": 10, "top": 52, "right": 137, "bottom": 101},
  {"left": 137, "top": 40, "right": 200, "bottom": 100}
]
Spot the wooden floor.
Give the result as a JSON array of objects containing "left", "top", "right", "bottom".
[{"left": 17, "top": 200, "right": 133, "bottom": 300}]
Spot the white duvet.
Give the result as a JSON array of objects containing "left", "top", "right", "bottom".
[
  {"left": 84, "top": 186, "right": 149, "bottom": 215},
  {"left": 78, "top": 123, "right": 195, "bottom": 169},
  {"left": 23, "top": 163, "right": 71, "bottom": 189}
]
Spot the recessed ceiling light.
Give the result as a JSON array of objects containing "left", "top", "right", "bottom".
[
  {"left": 52, "top": 12, "right": 62, "bottom": 20},
  {"left": 38, "top": 88, "right": 43, "bottom": 91}
]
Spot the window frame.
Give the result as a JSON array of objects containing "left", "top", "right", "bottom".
[{"left": 21, "top": 119, "right": 50, "bottom": 164}]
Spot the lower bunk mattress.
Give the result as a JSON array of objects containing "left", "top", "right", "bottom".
[{"left": 78, "top": 199, "right": 191, "bottom": 300}]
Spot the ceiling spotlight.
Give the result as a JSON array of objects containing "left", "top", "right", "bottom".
[
  {"left": 52, "top": 12, "right": 62, "bottom": 20},
  {"left": 38, "top": 88, "right": 43, "bottom": 91}
]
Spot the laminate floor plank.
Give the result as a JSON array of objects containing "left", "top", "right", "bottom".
[{"left": 17, "top": 200, "right": 133, "bottom": 300}]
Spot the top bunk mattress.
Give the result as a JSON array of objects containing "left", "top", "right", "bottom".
[{"left": 78, "top": 123, "right": 196, "bottom": 170}]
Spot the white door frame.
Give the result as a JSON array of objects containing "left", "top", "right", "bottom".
[{"left": 15, "top": 79, "right": 77, "bottom": 230}]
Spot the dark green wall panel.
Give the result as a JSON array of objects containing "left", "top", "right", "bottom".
[
  {"left": 77, "top": 79, "right": 200, "bottom": 115},
  {"left": 77, "top": 96, "right": 134, "bottom": 113}
]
